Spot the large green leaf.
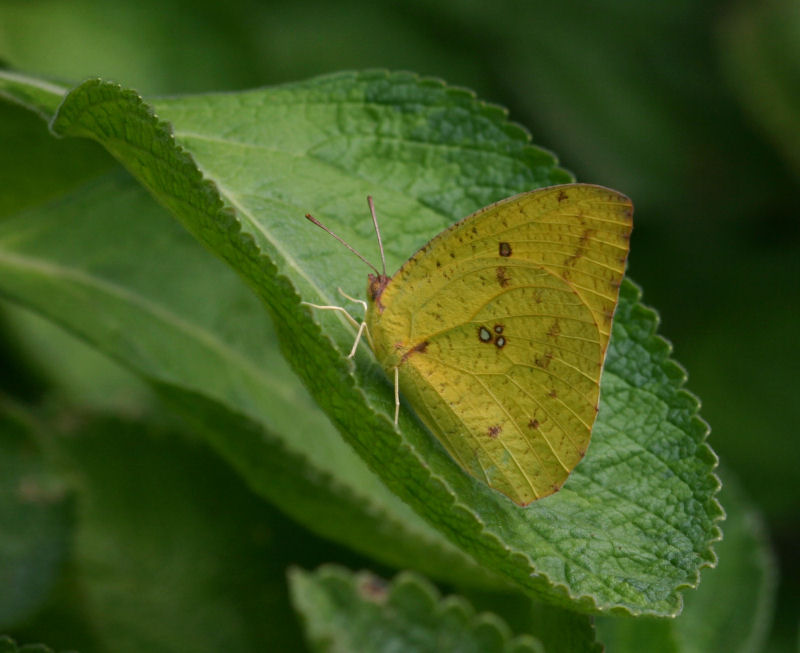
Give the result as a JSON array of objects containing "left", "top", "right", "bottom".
[{"left": 0, "top": 70, "right": 721, "bottom": 615}]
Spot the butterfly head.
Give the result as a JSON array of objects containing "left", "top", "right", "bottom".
[{"left": 367, "top": 273, "right": 391, "bottom": 313}]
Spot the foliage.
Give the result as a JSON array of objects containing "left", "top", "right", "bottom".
[{"left": 0, "top": 1, "right": 794, "bottom": 651}]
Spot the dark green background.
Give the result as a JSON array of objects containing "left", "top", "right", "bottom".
[{"left": 1, "top": 0, "right": 797, "bottom": 649}]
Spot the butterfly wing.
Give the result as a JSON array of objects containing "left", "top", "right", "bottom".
[{"left": 368, "top": 184, "right": 633, "bottom": 505}]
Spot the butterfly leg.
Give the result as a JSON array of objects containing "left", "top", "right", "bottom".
[
  {"left": 301, "top": 301, "right": 359, "bottom": 328},
  {"left": 301, "top": 298, "right": 372, "bottom": 358},
  {"left": 348, "top": 320, "right": 368, "bottom": 358},
  {"left": 336, "top": 288, "right": 376, "bottom": 351},
  {"left": 337, "top": 287, "right": 367, "bottom": 312},
  {"left": 336, "top": 288, "right": 395, "bottom": 421}
]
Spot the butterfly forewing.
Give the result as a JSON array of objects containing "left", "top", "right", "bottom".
[{"left": 386, "top": 185, "right": 632, "bottom": 352}]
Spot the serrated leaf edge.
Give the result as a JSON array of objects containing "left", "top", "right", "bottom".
[{"left": 289, "top": 564, "right": 545, "bottom": 653}]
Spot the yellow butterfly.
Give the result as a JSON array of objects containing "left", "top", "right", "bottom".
[{"left": 305, "top": 184, "right": 633, "bottom": 505}]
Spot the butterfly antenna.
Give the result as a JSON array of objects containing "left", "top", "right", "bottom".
[
  {"left": 367, "top": 196, "right": 387, "bottom": 276},
  {"left": 305, "top": 212, "right": 380, "bottom": 276}
]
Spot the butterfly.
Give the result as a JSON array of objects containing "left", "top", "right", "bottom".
[{"left": 305, "top": 184, "right": 633, "bottom": 505}]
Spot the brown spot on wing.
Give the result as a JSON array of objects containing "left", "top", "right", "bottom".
[
  {"left": 560, "top": 229, "right": 594, "bottom": 269},
  {"left": 400, "top": 340, "right": 429, "bottom": 363},
  {"left": 528, "top": 419, "right": 540, "bottom": 429},
  {"left": 496, "top": 266, "right": 510, "bottom": 288},
  {"left": 565, "top": 250, "right": 585, "bottom": 268},
  {"left": 488, "top": 425, "right": 502, "bottom": 439},
  {"left": 499, "top": 242, "right": 512, "bottom": 257},
  {"left": 578, "top": 228, "right": 596, "bottom": 246}
]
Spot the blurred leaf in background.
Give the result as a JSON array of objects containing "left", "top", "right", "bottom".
[{"left": 0, "top": 0, "right": 797, "bottom": 650}]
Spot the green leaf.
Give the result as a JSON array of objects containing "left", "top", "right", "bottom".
[
  {"left": 0, "top": 100, "right": 112, "bottom": 219},
  {"left": 0, "top": 70, "right": 722, "bottom": 615},
  {"left": 0, "top": 71, "right": 66, "bottom": 121},
  {"left": 1, "top": 301, "right": 154, "bottom": 414},
  {"left": 289, "top": 565, "right": 546, "bottom": 653},
  {"left": 596, "top": 466, "right": 776, "bottom": 653},
  {"left": 0, "top": 403, "right": 72, "bottom": 630}
]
